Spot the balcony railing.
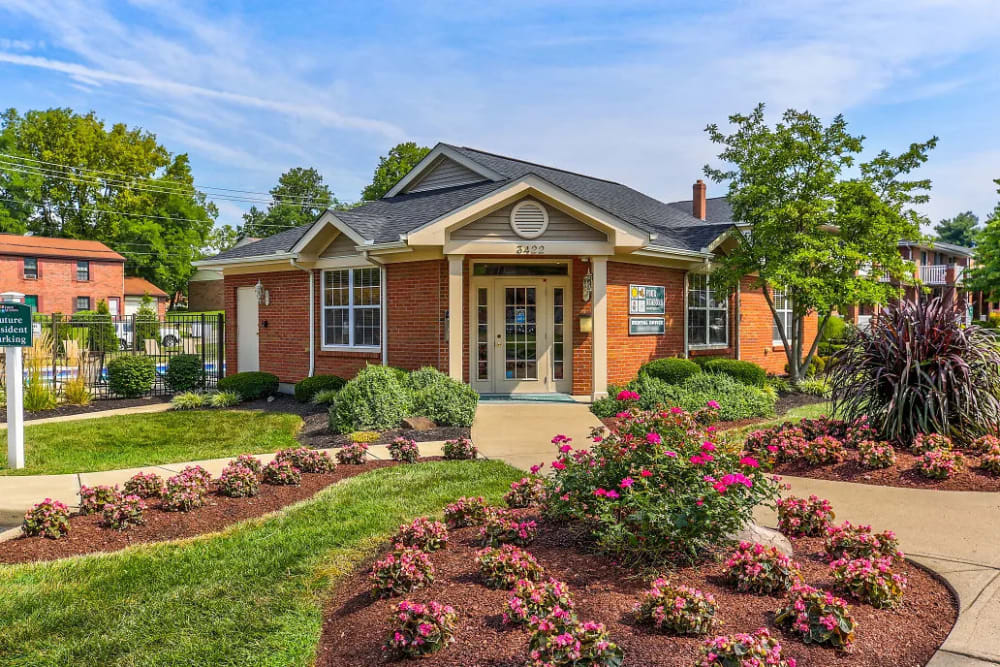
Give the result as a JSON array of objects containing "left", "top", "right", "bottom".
[{"left": 919, "top": 264, "right": 964, "bottom": 285}]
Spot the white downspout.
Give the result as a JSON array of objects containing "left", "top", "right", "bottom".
[{"left": 289, "top": 259, "right": 315, "bottom": 377}]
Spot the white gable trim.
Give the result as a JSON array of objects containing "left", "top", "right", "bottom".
[
  {"left": 384, "top": 143, "right": 503, "bottom": 198},
  {"left": 290, "top": 211, "right": 368, "bottom": 255}
]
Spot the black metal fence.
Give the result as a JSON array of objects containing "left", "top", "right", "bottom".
[{"left": 11, "top": 313, "right": 225, "bottom": 399}]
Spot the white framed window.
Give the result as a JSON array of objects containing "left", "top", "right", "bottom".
[
  {"left": 322, "top": 267, "right": 382, "bottom": 349},
  {"left": 687, "top": 273, "right": 728, "bottom": 347},
  {"left": 772, "top": 288, "right": 793, "bottom": 344}
]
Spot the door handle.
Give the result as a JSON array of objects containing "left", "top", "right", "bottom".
[{"left": 495, "top": 333, "right": 502, "bottom": 347}]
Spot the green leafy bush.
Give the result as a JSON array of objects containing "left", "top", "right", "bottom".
[
  {"left": 702, "top": 359, "right": 766, "bottom": 387},
  {"left": 775, "top": 583, "right": 856, "bottom": 648},
  {"left": 293, "top": 374, "right": 345, "bottom": 402},
  {"left": 636, "top": 578, "right": 717, "bottom": 635},
  {"left": 639, "top": 357, "right": 702, "bottom": 384},
  {"left": 593, "top": 373, "right": 775, "bottom": 421},
  {"left": 21, "top": 499, "right": 71, "bottom": 539},
  {"left": 406, "top": 366, "right": 449, "bottom": 391},
  {"left": 217, "top": 371, "right": 279, "bottom": 400},
  {"left": 822, "top": 314, "right": 847, "bottom": 342},
  {"left": 208, "top": 390, "right": 241, "bottom": 408},
  {"left": 166, "top": 354, "right": 204, "bottom": 391},
  {"left": 411, "top": 372, "right": 478, "bottom": 427},
  {"left": 134, "top": 294, "right": 161, "bottom": 346},
  {"left": 107, "top": 355, "right": 155, "bottom": 398},
  {"left": 311, "top": 388, "right": 340, "bottom": 405},
  {"left": 330, "top": 365, "right": 412, "bottom": 433},
  {"left": 788, "top": 355, "right": 825, "bottom": 377},
  {"left": 690, "top": 355, "right": 728, "bottom": 368},
  {"left": 71, "top": 301, "right": 117, "bottom": 351},
  {"left": 170, "top": 391, "right": 205, "bottom": 410}
]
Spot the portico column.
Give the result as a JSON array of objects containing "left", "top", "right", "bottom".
[
  {"left": 591, "top": 256, "right": 608, "bottom": 399},
  {"left": 448, "top": 254, "right": 464, "bottom": 381}
]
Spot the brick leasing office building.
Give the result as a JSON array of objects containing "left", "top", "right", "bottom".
[{"left": 197, "top": 144, "right": 817, "bottom": 399}]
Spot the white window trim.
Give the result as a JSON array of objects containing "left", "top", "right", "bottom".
[
  {"left": 320, "top": 266, "right": 384, "bottom": 352},
  {"left": 687, "top": 273, "right": 729, "bottom": 348},
  {"left": 772, "top": 288, "right": 793, "bottom": 346}
]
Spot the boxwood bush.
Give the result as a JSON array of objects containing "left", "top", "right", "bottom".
[
  {"left": 166, "top": 354, "right": 204, "bottom": 392},
  {"left": 702, "top": 358, "right": 767, "bottom": 387},
  {"left": 107, "top": 355, "right": 156, "bottom": 398},
  {"left": 592, "top": 372, "right": 776, "bottom": 421},
  {"left": 293, "top": 374, "right": 345, "bottom": 403},
  {"left": 330, "top": 365, "right": 412, "bottom": 433},
  {"left": 217, "top": 371, "right": 279, "bottom": 400},
  {"left": 410, "top": 368, "right": 478, "bottom": 427},
  {"left": 638, "top": 357, "right": 702, "bottom": 384}
]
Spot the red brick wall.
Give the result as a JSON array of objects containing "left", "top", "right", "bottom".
[
  {"left": 386, "top": 259, "right": 448, "bottom": 372},
  {"left": 738, "top": 277, "right": 819, "bottom": 374},
  {"left": 0, "top": 255, "right": 123, "bottom": 313},
  {"left": 188, "top": 279, "right": 224, "bottom": 311}
]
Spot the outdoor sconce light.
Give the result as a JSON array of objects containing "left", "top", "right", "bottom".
[
  {"left": 254, "top": 280, "right": 270, "bottom": 306},
  {"left": 579, "top": 314, "right": 593, "bottom": 333},
  {"left": 582, "top": 268, "right": 593, "bottom": 303}
]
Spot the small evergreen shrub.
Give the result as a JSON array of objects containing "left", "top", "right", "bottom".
[
  {"left": 639, "top": 356, "right": 702, "bottom": 384},
  {"left": 480, "top": 509, "right": 538, "bottom": 547},
  {"left": 723, "top": 542, "right": 800, "bottom": 595},
  {"left": 830, "top": 556, "right": 907, "bottom": 608},
  {"left": 858, "top": 441, "right": 896, "bottom": 469},
  {"left": 822, "top": 315, "right": 848, "bottom": 342},
  {"left": 505, "top": 577, "right": 574, "bottom": 626},
  {"left": 824, "top": 521, "right": 902, "bottom": 562},
  {"left": 591, "top": 372, "right": 776, "bottom": 420},
  {"left": 384, "top": 600, "right": 457, "bottom": 658},
  {"left": 703, "top": 359, "right": 767, "bottom": 387},
  {"left": 330, "top": 365, "right": 412, "bottom": 433},
  {"left": 527, "top": 616, "right": 624, "bottom": 667},
  {"left": 911, "top": 432, "right": 953, "bottom": 454},
  {"left": 775, "top": 495, "right": 835, "bottom": 537},
  {"left": 411, "top": 372, "right": 479, "bottom": 427},
  {"left": 22, "top": 498, "right": 70, "bottom": 539},
  {"left": 216, "top": 371, "right": 279, "bottom": 400},
  {"left": 79, "top": 484, "right": 119, "bottom": 515},
  {"left": 170, "top": 391, "right": 205, "bottom": 410},
  {"left": 476, "top": 544, "right": 545, "bottom": 588},
  {"left": 232, "top": 454, "right": 263, "bottom": 474},
  {"left": 208, "top": 390, "right": 241, "bottom": 408},
  {"left": 504, "top": 476, "right": 547, "bottom": 508},
  {"left": 293, "top": 374, "right": 344, "bottom": 402},
  {"left": 393, "top": 517, "right": 448, "bottom": 551},
  {"left": 218, "top": 463, "right": 260, "bottom": 498},
  {"left": 166, "top": 354, "right": 203, "bottom": 391},
  {"left": 273, "top": 446, "right": 335, "bottom": 473},
  {"left": 262, "top": 459, "right": 301, "bottom": 485},
  {"left": 695, "top": 628, "right": 796, "bottom": 667},
  {"left": 388, "top": 436, "right": 419, "bottom": 463},
  {"left": 369, "top": 547, "right": 435, "bottom": 598},
  {"left": 123, "top": 472, "right": 164, "bottom": 499},
  {"left": 774, "top": 583, "right": 856, "bottom": 648},
  {"left": 635, "top": 578, "right": 717, "bottom": 635},
  {"left": 443, "top": 496, "right": 488, "bottom": 528},
  {"left": 335, "top": 442, "right": 368, "bottom": 465},
  {"left": 311, "top": 388, "right": 340, "bottom": 405},
  {"left": 442, "top": 437, "right": 478, "bottom": 460},
  {"left": 802, "top": 435, "right": 846, "bottom": 465},
  {"left": 100, "top": 494, "right": 146, "bottom": 531},
  {"left": 915, "top": 448, "right": 964, "bottom": 479},
  {"left": 107, "top": 355, "right": 155, "bottom": 398}
]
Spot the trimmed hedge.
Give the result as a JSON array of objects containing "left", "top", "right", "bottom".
[
  {"left": 638, "top": 357, "right": 702, "bottom": 385},
  {"left": 702, "top": 358, "right": 767, "bottom": 387},
  {"left": 166, "top": 354, "right": 204, "bottom": 392},
  {"left": 217, "top": 371, "right": 279, "bottom": 400},
  {"left": 293, "top": 374, "right": 345, "bottom": 403},
  {"left": 410, "top": 368, "right": 478, "bottom": 427},
  {"left": 592, "top": 372, "right": 776, "bottom": 421},
  {"left": 690, "top": 355, "right": 728, "bottom": 368},
  {"left": 330, "top": 365, "right": 412, "bottom": 433},
  {"left": 107, "top": 355, "right": 156, "bottom": 398}
]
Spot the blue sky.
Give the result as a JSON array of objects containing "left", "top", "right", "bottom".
[{"left": 1, "top": 0, "right": 998, "bottom": 231}]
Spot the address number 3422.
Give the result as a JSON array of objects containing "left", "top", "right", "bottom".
[{"left": 515, "top": 244, "right": 545, "bottom": 255}]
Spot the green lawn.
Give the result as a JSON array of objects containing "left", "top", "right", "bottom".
[
  {"left": 0, "top": 460, "right": 519, "bottom": 666},
  {"left": 0, "top": 410, "right": 303, "bottom": 476}
]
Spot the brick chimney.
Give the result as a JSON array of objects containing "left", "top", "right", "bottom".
[{"left": 692, "top": 179, "right": 707, "bottom": 220}]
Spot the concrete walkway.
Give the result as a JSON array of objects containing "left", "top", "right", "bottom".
[{"left": 0, "top": 401, "right": 172, "bottom": 430}]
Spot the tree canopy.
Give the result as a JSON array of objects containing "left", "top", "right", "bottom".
[
  {"left": 239, "top": 167, "right": 338, "bottom": 238},
  {"left": 0, "top": 107, "right": 217, "bottom": 304},
  {"left": 704, "top": 104, "right": 937, "bottom": 380},
  {"left": 968, "top": 181, "right": 1000, "bottom": 300},
  {"left": 934, "top": 211, "right": 979, "bottom": 247},
  {"left": 361, "top": 142, "right": 430, "bottom": 201}
]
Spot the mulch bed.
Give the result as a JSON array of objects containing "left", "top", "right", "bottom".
[
  {"left": 0, "top": 460, "right": 400, "bottom": 565},
  {"left": 316, "top": 514, "right": 955, "bottom": 667},
  {"left": 0, "top": 396, "right": 172, "bottom": 424}
]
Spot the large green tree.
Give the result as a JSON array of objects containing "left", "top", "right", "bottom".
[
  {"left": 240, "top": 167, "right": 336, "bottom": 238},
  {"left": 0, "top": 107, "right": 217, "bottom": 306},
  {"left": 934, "top": 211, "right": 979, "bottom": 247},
  {"left": 704, "top": 104, "right": 937, "bottom": 381},
  {"left": 968, "top": 181, "right": 1000, "bottom": 300},
  {"left": 361, "top": 142, "right": 430, "bottom": 201}
]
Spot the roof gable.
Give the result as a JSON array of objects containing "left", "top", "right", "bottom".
[
  {"left": 385, "top": 144, "right": 502, "bottom": 197},
  {"left": 403, "top": 155, "right": 490, "bottom": 194}
]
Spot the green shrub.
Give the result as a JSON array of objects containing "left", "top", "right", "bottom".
[
  {"left": 293, "top": 374, "right": 345, "bottom": 402},
  {"left": 817, "top": 341, "right": 846, "bottom": 356},
  {"left": 311, "top": 388, "right": 339, "bottom": 405},
  {"left": 208, "top": 390, "right": 241, "bottom": 408},
  {"left": 330, "top": 364, "right": 412, "bottom": 433},
  {"left": 639, "top": 357, "right": 702, "bottom": 384},
  {"left": 702, "top": 359, "right": 767, "bottom": 387},
  {"left": 986, "top": 312, "right": 1000, "bottom": 329},
  {"left": 166, "top": 354, "right": 204, "bottom": 392},
  {"left": 406, "top": 366, "right": 448, "bottom": 391},
  {"left": 410, "top": 369, "right": 478, "bottom": 427},
  {"left": 170, "top": 391, "right": 205, "bottom": 410},
  {"left": 822, "top": 315, "right": 847, "bottom": 342},
  {"left": 691, "top": 355, "right": 728, "bottom": 368},
  {"left": 217, "top": 371, "right": 279, "bottom": 400},
  {"left": 592, "top": 372, "right": 776, "bottom": 421},
  {"left": 787, "top": 355, "right": 825, "bottom": 377},
  {"left": 70, "top": 300, "right": 117, "bottom": 351},
  {"left": 107, "top": 355, "right": 156, "bottom": 398},
  {"left": 134, "top": 294, "right": 161, "bottom": 346}
]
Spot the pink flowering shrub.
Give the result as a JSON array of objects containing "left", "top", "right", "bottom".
[
  {"left": 393, "top": 517, "right": 448, "bottom": 551},
  {"left": 774, "top": 583, "right": 856, "bottom": 648},
  {"left": 162, "top": 472, "right": 207, "bottom": 512},
  {"left": 504, "top": 476, "right": 548, "bottom": 508},
  {"left": 802, "top": 436, "right": 846, "bottom": 465},
  {"left": 799, "top": 416, "right": 847, "bottom": 440},
  {"left": 123, "top": 472, "right": 164, "bottom": 499},
  {"left": 911, "top": 432, "right": 953, "bottom": 454},
  {"left": 335, "top": 442, "right": 368, "bottom": 465},
  {"left": 384, "top": 600, "right": 456, "bottom": 658},
  {"left": 262, "top": 459, "right": 301, "bottom": 486},
  {"left": 982, "top": 445, "right": 1000, "bottom": 475},
  {"left": 824, "top": 521, "right": 902, "bottom": 562},
  {"left": 100, "top": 494, "right": 146, "bottom": 531},
  {"left": 844, "top": 416, "right": 877, "bottom": 448},
  {"left": 831, "top": 556, "right": 907, "bottom": 608},
  {"left": 970, "top": 435, "right": 1000, "bottom": 454},
  {"left": 22, "top": 498, "right": 71, "bottom": 539},
  {"left": 505, "top": 577, "right": 575, "bottom": 626},
  {"left": 233, "top": 454, "right": 264, "bottom": 474},
  {"left": 527, "top": 614, "right": 624, "bottom": 667},
  {"left": 476, "top": 544, "right": 545, "bottom": 588},
  {"left": 218, "top": 463, "right": 261, "bottom": 498},
  {"left": 443, "top": 496, "right": 489, "bottom": 528},
  {"left": 635, "top": 578, "right": 717, "bottom": 635},
  {"left": 442, "top": 437, "right": 478, "bottom": 460},
  {"left": 480, "top": 509, "right": 538, "bottom": 547},
  {"left": 370, "top": 547, "right": 435, "bottom": 598},
  {"left": 775, "top": 495, "right": 835, "bottom": 537},
  {"left": 274, "top": 446, "right": 335, "bottom": 473},
  {"left": 723, "top": 542, "right": 801, "bottom": 595},
  {"left": 177, "top": 465, "right": 212, "bottom": 492},
  {"left": 388, "top": 436, "right": 419, "bottom": 463},
  {"left": 695, "top": 628, "right": 796, "bottom": 667},
  {"left": 79, "top": 484, "right": 119, "bottom": 515},
  {"left": 858, "top": 440, "right": 896, "bottom": 469},
  {"left": 915, "top": 448, "right": 964, "bottom": 479},
  {"left": 545, "top": 406, "right": 779, "bottom": 563}
]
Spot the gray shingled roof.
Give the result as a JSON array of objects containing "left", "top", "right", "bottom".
[
  {"left": 205, "top": 145, "right": 733, "bottom": 261},
  {"left": 666, "top": 196, "right": 735, "bottom": 224}
]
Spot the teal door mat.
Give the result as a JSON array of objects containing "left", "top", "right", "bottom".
[{"left": 479, "top": 393, "right": 576, "bottom": 403}]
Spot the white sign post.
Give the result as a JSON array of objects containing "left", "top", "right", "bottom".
[{"left": 1, "top": 292, "right": 31, "bottom": 470}]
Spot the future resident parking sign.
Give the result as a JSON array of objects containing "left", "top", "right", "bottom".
[{"left": 0, "top": 302, "right": 32, "bottom": 347}]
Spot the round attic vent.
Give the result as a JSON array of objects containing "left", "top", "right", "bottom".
[{"left": 509, "top": 200, "right": 549, "bottom": 239}]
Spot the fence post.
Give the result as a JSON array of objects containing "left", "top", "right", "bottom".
[
  {"left": 200, "top": 314, "right": 206, "bottom": 388},
  {"left": 51, "top": 313, "right": 60, "bottom": 390},
  {"left": 217, "top": 313, "right": 225, "bottom": 384}
]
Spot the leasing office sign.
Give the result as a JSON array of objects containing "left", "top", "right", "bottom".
[{"left": 629, "top": 284, "right": 665, "bottom": 315}]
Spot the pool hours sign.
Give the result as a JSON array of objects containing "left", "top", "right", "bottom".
[{"left": 0, "top": 302, "right": 32, "bottom": 347}]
